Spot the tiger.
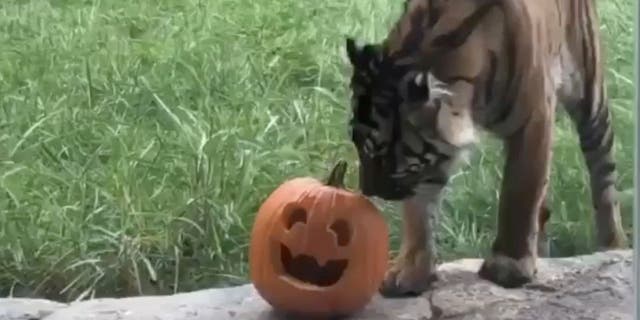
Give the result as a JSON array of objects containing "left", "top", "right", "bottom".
[{"left": 344, "top": 0, "right": 628, "bottom": 296}]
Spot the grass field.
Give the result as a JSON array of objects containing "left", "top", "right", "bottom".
[{"left": 0, "top": 0, "right": 635, "bottom": 301}]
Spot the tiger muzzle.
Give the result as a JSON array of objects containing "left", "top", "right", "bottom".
[{"left": 358, "top": 157, "right": 415, "bottom": 201}]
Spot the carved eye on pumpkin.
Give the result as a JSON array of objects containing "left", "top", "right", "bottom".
[
  {"left": 284, "top": 207, "right": 307, "bottom": 229},
  {"left": 330, "top": 219, "right": 351, "bottom": 247},
  {"left": 249, "top": 161, "right": 389, "bottom": 317}
]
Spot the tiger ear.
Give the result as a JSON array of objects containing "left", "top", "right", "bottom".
[{"left": 345, "top": 37, "right": 362, "bottom": 66}]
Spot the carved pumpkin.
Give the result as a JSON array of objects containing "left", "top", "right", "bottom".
[{"left": 249, "top": 161, "right": 389, "bottom": 317}]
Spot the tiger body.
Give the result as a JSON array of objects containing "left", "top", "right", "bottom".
[{"left": 345, "top": 0, "right": 627, "bottom": 295}]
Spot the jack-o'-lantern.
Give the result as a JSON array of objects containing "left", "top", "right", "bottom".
[{"left": 249, "top": 160, "right": 389, "bottom": 317}]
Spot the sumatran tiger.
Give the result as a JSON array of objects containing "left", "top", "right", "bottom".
[{"left": 344, "top": 0, "right": 628, "bottom": 296}]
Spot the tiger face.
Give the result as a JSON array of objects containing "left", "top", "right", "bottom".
[{"left": 345, "top": 38, "right": 476, "bottom": 201}]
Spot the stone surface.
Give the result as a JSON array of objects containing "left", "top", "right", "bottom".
[
  {"left": 0, "top": 250, "right": 632, "bottom": 320},
  {"left": 0, "top": 298, "right": 66, "bottom": 320}
]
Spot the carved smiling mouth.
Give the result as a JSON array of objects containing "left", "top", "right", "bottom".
[{"left": 280, "top": 244, "right": 348, "bottom": 287}]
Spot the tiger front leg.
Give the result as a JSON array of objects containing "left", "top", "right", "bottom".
[
  {"left": 379, "top": 186, "right": 442, "bottom": 297},
  {"left": 479, "top": 105, "right": 554, "bottom": 288}
]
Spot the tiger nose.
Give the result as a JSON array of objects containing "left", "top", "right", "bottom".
[
  {"left": 357, "top": 157, "right": 394, "bottom": 196},
  {"left": 361, "top": 184, "right": 380, "bottom": 197},
  {"left": 359, "top": 174, "right": 377, "bottom": 196},
  {"left": 359, "top": 173, "right": 399, "bottom": 198}
]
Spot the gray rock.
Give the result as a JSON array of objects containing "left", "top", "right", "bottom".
[
  {"left": 0, "top": 298, "right": 66, "bottom": 320},
  {"left": 0, "top": 250, "right": 632, "bottom": 320}
]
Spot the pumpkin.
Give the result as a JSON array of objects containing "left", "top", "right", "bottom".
[{"left": 249, "top": 160, "right": 389, "bottom": 317}]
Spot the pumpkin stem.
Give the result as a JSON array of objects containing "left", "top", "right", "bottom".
[{"left": 325, "top": 160, "right": 348, "bottom": 188}]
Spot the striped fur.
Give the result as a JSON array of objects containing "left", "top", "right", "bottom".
[{"left": 345, "top": 0, "right": 627, "bottom": 295}]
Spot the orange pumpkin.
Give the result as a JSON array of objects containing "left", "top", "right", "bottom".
[{"left": 249, "top": 160, "right": 389, "bottom": 317}]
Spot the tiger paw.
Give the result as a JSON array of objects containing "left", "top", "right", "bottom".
[
  {"left": 379, "top": 250, "right": 438, "bottom": 297},
  {"left": 478, "top": 253, "right": 536, "bottom": 288}
]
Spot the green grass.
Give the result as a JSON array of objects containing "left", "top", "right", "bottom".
[{"left": 0, "top": 0, "right": 634, "bottom": 301}]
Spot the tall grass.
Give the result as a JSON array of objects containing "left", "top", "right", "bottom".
[{"left": 0, "top": 0, "right": 634, "bottom": 301}]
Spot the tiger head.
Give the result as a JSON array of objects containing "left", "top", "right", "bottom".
[{"left": 345, "top": 37, "right": 479, "bottom": 201}]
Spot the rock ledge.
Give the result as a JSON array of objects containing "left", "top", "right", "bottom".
[{"left": 0, "top": 250, "right": 632, "bottom": 320}]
